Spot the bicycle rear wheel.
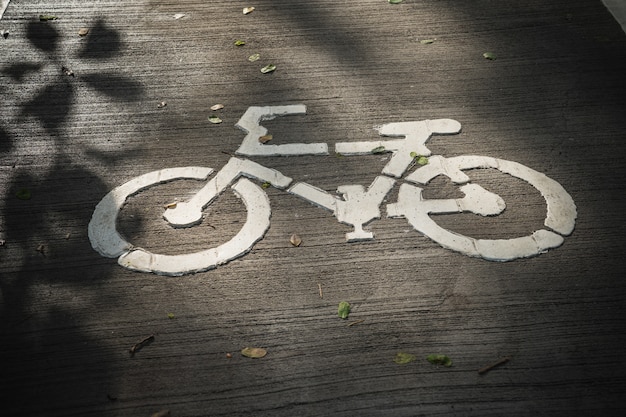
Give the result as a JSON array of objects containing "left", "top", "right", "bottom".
[{"left": 89, "top": 167, "right": 271, "bottom": 275}]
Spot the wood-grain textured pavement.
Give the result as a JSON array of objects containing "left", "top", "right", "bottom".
[{"left": 1, "top": 0, "right": 625, "bottom": 415}]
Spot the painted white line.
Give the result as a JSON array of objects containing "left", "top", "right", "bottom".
[
  {"left": 235, "top": 105, "right": 328, "bottom": 156},
  {"left": 0, "top": 0, "right": 10, "bottom": 20},
  {"left": 603, "top": 0, "right": 626, "bottom": 33},
  {"left": 117, "top": 178, "right": 271, "bottom": 276},
  {"left": 89, "top": 167, "right": 214, "bottom": 258}
]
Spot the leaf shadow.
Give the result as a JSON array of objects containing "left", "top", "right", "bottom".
[
  {"left": 77, "top": 19, "right": 122, "bottom": 59},
  {"left": 82, "top": 73, "right": 144, "bottom": 101},
  {"left": 19, "top": 78, "right": 74, "bottom": 136},
  {"left": 2, "top": 63, "right": 43, "bottom": 82},
  {"left": 0, "top": 123, "right": 12, "bottom": 153},
  {"left": 26, "top": 20, "right": 59, "bottom": 52}
]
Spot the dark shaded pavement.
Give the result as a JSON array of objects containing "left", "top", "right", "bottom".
[{"left": 1, "top": 1, "right": 626, "bottom": 416}]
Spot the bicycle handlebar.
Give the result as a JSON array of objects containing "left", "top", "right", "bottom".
[
  {"left": 377, "top": 119, "right": 461, "bottom": 137},
  {"left": 336, "top": 119, "right": 462, "bottom": 178}
]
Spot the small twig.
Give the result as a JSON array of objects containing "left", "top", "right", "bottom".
[
  {"left": 129, "top": 334, "right": 155, "bottom": 356},
  {"left": 347, "top": 319, "right": 365, "bottom": 327},
  {"left": 478, "top": 356, "right": 511, "bottom": 375},
  {"left": 318, "top": 283, "right": 323, "bottom": 299}
]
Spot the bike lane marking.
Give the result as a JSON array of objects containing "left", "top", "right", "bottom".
[{"left": 88, "top": 106, "right": 577, "bottom": 275}]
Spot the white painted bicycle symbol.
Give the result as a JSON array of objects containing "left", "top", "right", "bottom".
[{"left": 89, "top": 105, "right": 576, "bottom": 276}]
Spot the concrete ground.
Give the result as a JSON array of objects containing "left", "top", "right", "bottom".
[{"left": 1, "top": 1, "right": 626, "bottom": 416}]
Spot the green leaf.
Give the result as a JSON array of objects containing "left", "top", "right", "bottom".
[
  {"left": 208, "top": 115, "right": 222, "bottom": 124},
  {"left": 427, "top": 354, "right": 453, "bottom": 367},
  {"left": 261, "top": 182, "right": 271, "bottom": 189},
  {"left": 483, "top": 52, "right": 496, "bottom": 60},
  {"left": 388, "top": 0, "right": 404, "bottom": 4},
  {"left": 416, "top": 156, "right": 428, "bottom": 165},
  {"left": 39, "top": 15, "right": 58, "bottom": 21},
  {"left": 16, "top": 189, "right": 32, "bottom": 200},
  {"left": 338, "top": 301, "right": 351, "bottom": 319},
  {"left": 410, "top": 152, "right": 429, "bottom": 165},
  {"left": 234, "top": 40, "right": 246, "bottom": 46},
  {"left": 371, "top": 146, "right": 386, "bottom": 154},
  {"left": 394, "top": 352, "right": 416, "bottom": 364},
  {"left": 241, "top": 347, "right": 267, "bottom": 358},
  {"left": 419, "top": 39, "right": 435, "bottom": 44},
  {"left": 260, "top": 64, "right": 276, "bottom": 74},
  {"left": 167, "top": 312, "right": 175, "bottom": 319},
  {"left": 248, "top": 53, "right": 261, "bottom": 62}
]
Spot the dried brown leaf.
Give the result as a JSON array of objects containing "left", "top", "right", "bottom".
[
  {"left": 241, "top": 347, "right": 267, "bottom": 358},
  {"left": 290, "top": 234, "right": 302, "bottom": 247}
]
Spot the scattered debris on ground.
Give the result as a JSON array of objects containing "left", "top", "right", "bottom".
[
  {"left": 478, "top": 356, "right": 511, "bottom": 374},
  {"left": 394, "top": 352, "right": 416, "bottom": 364},
  {"left": 338, "top": 301, "right": 351, "bottom": 319},
  {"left": 129, "top": 334, "right": 155, "bottom": 356},
  {"left": 241, "top": 347, "right": 267, "bottom": 358},
  {"left": 427, "top": 354, "right": 453, "bottom": 367},
  {"left": 260, "top": 64, "right": 276, "bottom": 74},
  {"left": 61, "top": 66, "right": 74, "bottom": 77},
  {"left": 289, "top": 233, "right": 302, "bottom": 247}
]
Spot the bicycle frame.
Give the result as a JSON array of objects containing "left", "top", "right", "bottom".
[{"left": 164, "top": 105, "right": 464, "bottom": 241}]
